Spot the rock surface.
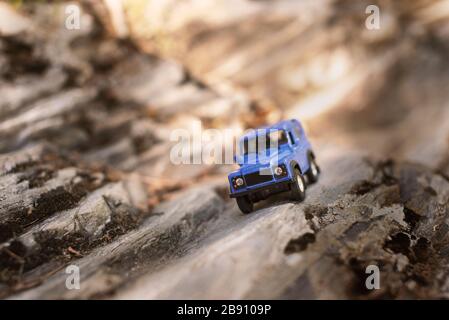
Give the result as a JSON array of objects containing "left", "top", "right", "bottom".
[{"left": 0, "top": 1, "right": 448, "bottom": 299}]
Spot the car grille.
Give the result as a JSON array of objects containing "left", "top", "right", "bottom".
[{"left": 244, "top": 170, "right": 273, "bottom": 186}]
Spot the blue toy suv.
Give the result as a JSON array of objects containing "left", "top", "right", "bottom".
[{"left": 228, "top": 119, "right": 319, "bottom": 213}]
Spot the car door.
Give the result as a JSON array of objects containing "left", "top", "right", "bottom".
[
  {"left": 286, "top": 127, "right": 303, "bottom": 172},
  {"left": 292, "top": 124, "right": 309, "bottom": 173}
]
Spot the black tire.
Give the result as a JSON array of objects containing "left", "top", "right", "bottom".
[
  {"left": 290, "top": 168, "right": 306, "bottom": 201},
  {"left": 306, "top": 156, "right": 320, "bottom": 184},
  {"left": 236, "top": 195, "right": 253, "bottom": 214}
]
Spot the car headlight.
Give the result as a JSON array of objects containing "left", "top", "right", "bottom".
[
  {"left": 232, "top": 177, "right": 245, "bottom": 189},
  {"left": 274, "top": 166, "right": 284, "bottom": 176},
  {"left": 235, "top": 177, "right": 244, "bottom": 186},
  {"left": 274, "top": 164, "right": 288, "bottom": 177}
]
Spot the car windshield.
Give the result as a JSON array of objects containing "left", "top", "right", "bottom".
[{"left": 241, "top": 130, "right": 288, "bottom": 155}]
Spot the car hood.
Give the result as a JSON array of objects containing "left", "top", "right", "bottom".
[{"left": 239, "top": 148, "right": 291, "bottom": 171}]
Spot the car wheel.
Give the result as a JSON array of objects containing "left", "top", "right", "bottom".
[
  {"left": 291, "top": 168, "right": 306, "bottom": 201},
  {"left": 306, "top": 157, "right": 320, "bottom": 184},
  {"left": 236, "top": 196, "right": 253, "bottom": 214}
]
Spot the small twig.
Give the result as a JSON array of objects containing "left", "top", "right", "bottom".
[
  {"left": 2, "top": 247, "right": 25, "bottom": 264},
  {"left": 67, "top": 246, "right": 83, "bottom": 257}
]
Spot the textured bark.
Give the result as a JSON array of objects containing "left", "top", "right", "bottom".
[{"left": 0, "top": 0, "right": 449, "bottom": 299}]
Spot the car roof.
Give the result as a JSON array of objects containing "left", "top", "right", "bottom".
[{"left": 239, "top": 119, "right": 300, "bottom": 141}]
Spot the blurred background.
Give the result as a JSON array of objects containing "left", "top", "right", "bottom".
[{"left": 2, "top": 0, "right": 449, "bottom": 180}]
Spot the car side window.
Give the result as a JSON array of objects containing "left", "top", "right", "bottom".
[
  {"left": 288, "top": 131, "right": 296, "bottom": 145},
  {"left": 294, "top": 126, "right": 301, "bottom": 139}
]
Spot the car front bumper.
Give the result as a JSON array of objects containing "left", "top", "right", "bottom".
[{"left": 229, "top": 177, "right": 292, "bottom": 198}]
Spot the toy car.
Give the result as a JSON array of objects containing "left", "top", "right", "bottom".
[{"left": 228, "top": 119, "right": 319, "bottom": 214}]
